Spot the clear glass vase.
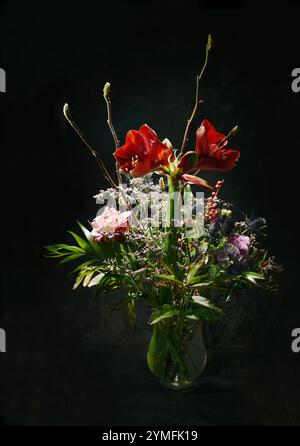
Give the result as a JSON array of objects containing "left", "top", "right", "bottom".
[{"left": 147, "top": 319, "right": 207, "bottom": 390}]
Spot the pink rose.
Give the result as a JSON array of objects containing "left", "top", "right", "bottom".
[
  {"left": 90, "top": 206, "right": 131, "bottom": 242},
  {"left": 228, "top": 234, "right": 250, "bottom": 257}
]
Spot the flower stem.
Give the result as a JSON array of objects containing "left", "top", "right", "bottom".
[
  {"left": 164, "top": 176, "right": 178, "bottom": 271},
  {"left": 103, "top": 82, "right": 122, "bottom": 186},
  {"left": 63, "top": 103, "right": 118, "bottom": 189},
  {"left": 180, "top": 34, "right": 212, "bottom": 154}
]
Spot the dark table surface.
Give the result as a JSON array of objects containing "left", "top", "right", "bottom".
[{"left": 1, "top": 268, "right": 300, "bottom": 426}]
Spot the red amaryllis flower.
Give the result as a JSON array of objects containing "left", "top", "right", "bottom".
[
  {"left": 177, "top": 151, "right": 213, "bottom": 189},
  {"left": 195, "top": 119, "right": 240, "bottom": 171},
  {"left": 114, "top": 124, "right": 173, "bottom": 177}
]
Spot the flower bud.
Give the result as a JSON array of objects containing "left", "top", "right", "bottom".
[
  {"left": 103, "top": 82, "right": 110, "bottom": 98},
  {"left": 159, "top": 177, "right": 165, "bottom": 191},
  {"left": 207, "top": 34, "right": 213, "bottom": 51},
  {"left": 229, "top": 125, "right": 238, "bottom": 137},
  {"left": 63, "top": 103, "right": 70, "bottom": 119},
  {"left": 221, "top": 209, "right": 232, "bottom": 218}
]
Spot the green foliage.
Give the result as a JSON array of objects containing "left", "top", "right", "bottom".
[
  {"left": 45, "top": 178, "right": 280, "bottom": 333},
  {"left": 150, "top": 304, "right": 180, "bottom": 325}
]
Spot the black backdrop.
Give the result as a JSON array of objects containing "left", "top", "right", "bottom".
[{"left": 1, "top": 0, "right": 300, "bottom": 425}]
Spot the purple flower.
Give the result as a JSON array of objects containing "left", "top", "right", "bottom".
[
  {"left": 228, "top": 234, "right": 250, "bottom": 257},
  {"left": 217, "top": 243, "right": 239, "bottom": 262},
  {"left": 217, "top": 234, "right": 251, "bottom": 263}
]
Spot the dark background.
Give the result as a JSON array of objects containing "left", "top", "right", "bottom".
[{"left": 1, "top": 0, "right": 300, "bottom": 425}]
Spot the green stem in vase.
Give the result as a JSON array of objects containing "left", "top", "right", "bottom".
[{"left": 163, "top": 176, "right": 179, "bottom": 272}]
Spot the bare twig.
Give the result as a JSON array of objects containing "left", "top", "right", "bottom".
[
  {"left": 63, "top": 103, "right": 118, "bottom": 189},
  {"left": 103, "top": 82, "right": 122, "bottom": 186},
  {"left": 180, "top": 34, "right": 213, "bottom": 154},
  {"left": 217, "top": 125, "right": 238, "bottom": 147}
]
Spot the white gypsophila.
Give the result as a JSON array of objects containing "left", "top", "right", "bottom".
[
  {"left": 93, "top": 174, "right": 167, "bottom": 225},
  {"left": 93, "top": 174, "right": 204, "bottom": 235}
]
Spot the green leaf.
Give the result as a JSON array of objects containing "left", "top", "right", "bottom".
[
  {"left": 45, "top": 244, "right": 85, "bottom": 258},
  {"left": 68, "top": 231, "right": 91, "bottom": 251},
  {"left": 127, "top": 300, "right": 136, "bottom": 331},
  {"left": 208, "top": 264, "right": 223, "bottom": 279},
  {"left": 72, "top": 259, "right": 102, "bottom": 272},
  {"left": 77, "top": 221, "right": 105, "bottom": 256},
  {"left": 199, "top": 239, "right": 209, "bottom": 253},
  {"left": 213, "top": 236, "right": 228, "bottom": 250},
  {"left": 95, "top": 273, "right": 125, "bottom": 294},
  {"left": 73, "top": 269, "right": 86, "bottom": 289},
  {"left": 187, "top": 259, "right": 205, "bottom": 282},
  {"left": 192, "top": 295, "right": 222, "bottom": 313},
  {"left": 243, "top": 271, "right": 264, "bottom": 279},
  {"left": 77, "top": 221, "right": 92, "bottom": 241},
  {"left": 59, "top": 253, "right": 85, "bottom": 265},
  {"left": 159, "top": 257, "right": 182, "bottom": 280},
  {"left": 88, "top": 272, "right": 105, "bottom": 287},
  {"left": 150, "top": 304, "right": 179, "bottom": 325},
  {"left": 154, "top": 274, "right": 184, "bottom": 287},
  {"left": 190, "top": 280, "right": 214, "bottom": 288},
  {"left": 242, "top": 271, "right": 264, "bottom": 285},
  {"left": 187, "top": 273, "right": 209, "bottom": 286},
  {"left": 184, "top": 304, "right": 221, "bottom": 322}
]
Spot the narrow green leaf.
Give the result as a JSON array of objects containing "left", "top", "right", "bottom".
[
  {"left": 187, "top": 259, "right": 205, "bottom": 282},
  {"left": 88, "top": 272, "right": 105, "bottom": 287},
  {"left": 192, "top": 295, "right": 222, "bottom": 313},
  {"left": 59, "top": 253, "right": 84, "bottom": 265},
  {"left": 187, "top": 274, "right": 209, "bottom": 285},
  {"left": 68, "top": 231, "right": 90, "bottom": 251},
  {"left": 159, "top": 257, "right": 181, "bottom": 279},
  {"left": 154, "top": 274, "right": 184, "bottom": 287},
  {"left": 77, "top": 221, "right": 92, "bottom": 241},
  {"left": 150, "top": 308, "right": 179, "bottom": 325},
  {"left": 190, "top": 281, "right": 214, "bottom": 288},
  {"left": 243, "top": 271, "right": 264, "bottom": 279},
  {"left": 184, "top": 305, "right": 221, "bottom": 322},
  {"left": 82, "top": 269, "right": 96, "bottom": 287},
  {"left": 127, "top": 300, "right": 136, "bottom": 331},
  {"left": 73, "top": 271, "right": 86, "bottom": 290}
]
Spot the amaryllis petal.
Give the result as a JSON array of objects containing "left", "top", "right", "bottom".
[
  {"left": 139, "top": 124, "right": 159, "bottom": 142},
  {"left": 114, "top": 124, "right": 173, "bottom": 177},
  {"left": 195, "top": 119, "right": 240, "bottom": 172},
  {"left": 181, "top": 174, "right": 213, "bottom": 190},
  {"left": 198, "top": 150, "right": 240, "bottom": 171},
  {"left": 196, "top": 119, "right": 227, "bottom": 155}
]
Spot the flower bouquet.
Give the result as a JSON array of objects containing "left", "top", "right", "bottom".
[{"left": 46, "top": 36, "right": 280, "bottom": 390}]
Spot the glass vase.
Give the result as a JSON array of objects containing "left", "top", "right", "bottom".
[{"left": 147, "top": 319, "right": 207, "bottom": 390}]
